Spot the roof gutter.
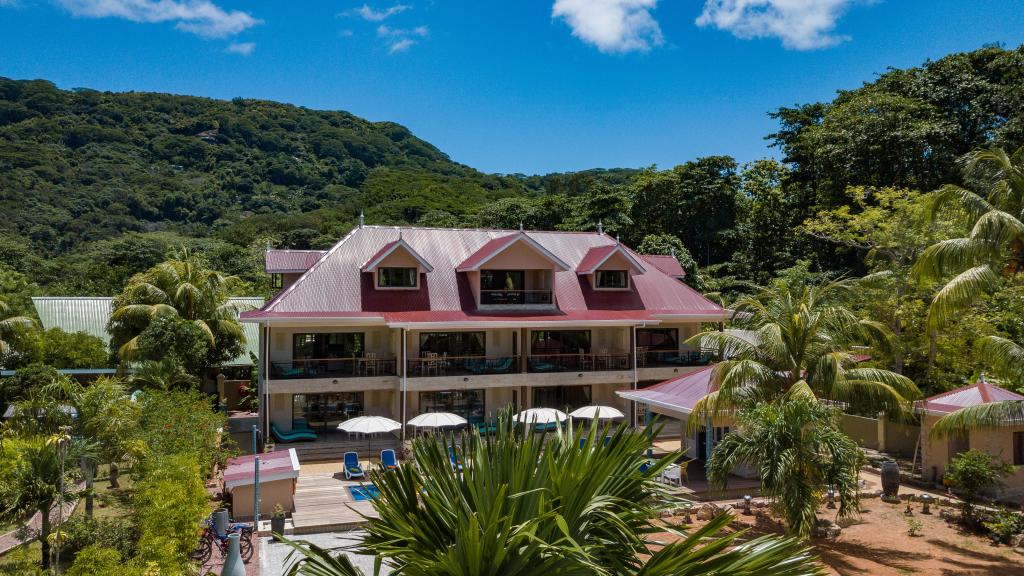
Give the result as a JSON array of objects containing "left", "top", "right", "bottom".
[{"left": 385, "top": 319, "right": 659, "bottom": 329}]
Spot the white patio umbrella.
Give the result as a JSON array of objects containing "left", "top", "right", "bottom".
[
  {"left": 569, "top": 405, "right": 625, "bottom": 420},
  {"left": 337, "top": 416, "right": 402, "bottom": 456},
  {"left": 513, "top": 408, "right": 567, "bottom": 425},
  {"left": 407, "top": 412, "right": 468, "bottom": 429}
]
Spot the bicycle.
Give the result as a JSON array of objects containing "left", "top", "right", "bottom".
[{"left": 190, "top": 516, "right": 254, "bottom": 564}]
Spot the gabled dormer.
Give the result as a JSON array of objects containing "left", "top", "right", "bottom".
[
  {"left": 456, "top": 231, "right": 570, "bottom": 309},
  {"left": 361, "top": 236, "right": 433, "bottom": 290},
  {"left": 577, "top": 242, "right": 646, "bottom": 291}
]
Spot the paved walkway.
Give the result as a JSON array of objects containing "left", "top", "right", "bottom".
[
  {"left": 0, "top": 482, "right": 84, "bottom": 556},
  {"left": 260, "top": 532, "right": 387, "bottom": 576}
]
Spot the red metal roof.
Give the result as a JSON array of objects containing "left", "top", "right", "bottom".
[
  {"left": 360, "top": 238, "right": 434, "bottom": 272},
  {"left": 618, "top": 366, "right": 716, "bottom": 414},
  {"left": 265, "top": 250, "right": 326, "bottom": 273},
  {"left": 918, "top": 380, "right": 1024, "bottom": 415},
  {"left": 455, "top": 233, "right": 520, "bottom": 271},
  {"left": 243, "top": 226, "right": 726, "bottom": 325},
  {"left": 640, "top": 255, "right": 686, "bottom": 278},
  {"left": 576, "top": 244, "right": 646, "bottom": 274}
]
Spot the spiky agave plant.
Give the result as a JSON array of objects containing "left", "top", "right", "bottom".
[{"left": 280, "top": 412, "right": 825, "bottom": 576}]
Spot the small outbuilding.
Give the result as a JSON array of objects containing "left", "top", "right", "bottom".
[
  {"left": 224, "top": 448, "right": 300, "bottom": 520},
  {"left": 917, "top": 379, "right": 1024, "bottom": 497}
]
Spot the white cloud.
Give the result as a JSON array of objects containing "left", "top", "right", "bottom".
[
  {"left": 388, "top": 38, "right": 415, "bottom": 53},
  {"left": 55, "top": 0, "right": 261, "bottom": 38},
  {"left": 551, "top": 0, "right": 662, "bottom": 53},
  {"left": 696, "top": 0, "right": 857, "bottom": 50},
  {"left": 226, "top": 41, "right": 254, "bottom": 55},
  {"left": 377, "top": 23, "right": 427, "bottom": 53},
  {"left": 348, "top": 3, "right": 409, "bottom": 22},
  {"left": 376, "top": 24, "right": 427, "bottom": 38}
]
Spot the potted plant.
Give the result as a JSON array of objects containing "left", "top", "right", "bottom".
[{"left": 271, "top": 504, "right": 286, "bottom": 539}]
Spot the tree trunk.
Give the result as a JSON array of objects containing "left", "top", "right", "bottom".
[
  {"left": 39, "top": 505, "right": 51, "bottom": 570},
  {"left": 108, "top": 461, "right": 120, "bottom": 489},
  {"left": 926, "top": 330, "right": 937, "bottom": 385},
  {"left": 82, "top": 457, "right": 95, "bottom": 517},
  {"left": 893, "top": 285, "right": 904, "bottom": 374}
]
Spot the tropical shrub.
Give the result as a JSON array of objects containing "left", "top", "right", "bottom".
[
  {"left": 59, "top": 514, "right": 138, "bottom": 559},
  {"left": 137, "top": 388, "right": 229, "bottom": 476},
  {"left": 132, "top": 453, "right": 210, "bottom": 574},
  {"left": 944, "top": 449, "right": 1015, "bottom": 521}
]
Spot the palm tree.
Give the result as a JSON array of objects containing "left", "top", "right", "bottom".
[
  {"left": 913, "top": 146, "right": 1024, "bottom": 330},
  {"left": 107, "top": 248, "right": 246, "bottom": 366},
  {"left": 931, "top": 335, "right": 1024, "bottom": 436},
  {"left": 687, "top": 279, "right": 920, "bottom": 423},
  {"left": 707, "top": 396, "right": 862, "bottom": 539},
  {"left": 129, "top": 358, "right": 199, "bottom": 390},
  {"left": 0, "top": 434, "right": 80, "bottom": 570},
  {"left": 0, "top": 296, "right": 35, "bottom": 354},
  {"left": 281, "top": 414, "right": 826, "bottom": 575},
  {"left": 75, "top": 377, "right": 143, "bottom": 492}
]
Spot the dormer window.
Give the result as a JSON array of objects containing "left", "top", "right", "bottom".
[
  {"left": 378, "top": 267, "right": 418, "bottom": 288},
  {"left": 596, "top": 270, "right": 629, "bottom": 289},
  {"left": 577, "top": 243, "right": 646, "bottom": 291},
  {"left": 361, "top": 234, "right": 433, "bottom": 291}
]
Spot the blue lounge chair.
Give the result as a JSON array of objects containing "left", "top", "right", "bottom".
[
  {"left": 380, "top": 449, "right": 400, "bottom": 471},
  {"left": 343, "top": 452, "right": 364, "bottom": 480},
  {"left": 579, "top": 437, "right": 588, "bottom": 450},
  {"left": 448, "top": 447, "right": 463, "bottom": 472},
  {"left": 272, "top": 423, "right": 318, "bottom": 443}
]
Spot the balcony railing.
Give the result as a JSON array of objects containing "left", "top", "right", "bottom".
[
  {"left": 270, "top": 357, "right": 397, "bottom": 379},
  {"left": 408, "top": 355, "right": 520, "bottom": 377},
  {"left": 637, "top": 349, "right": 713, "bottom": 368},
  {"left": 528, "top": 353, "right": 630, "bottom": 373},
  {"left": 480, "top": 289, "right": 553, "bottom": 305}
]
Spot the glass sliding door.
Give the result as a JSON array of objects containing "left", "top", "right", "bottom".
[
  {"left": 292, "top": 392, "right": 365, "bottom": 433},
  {"left": 419, "top": 389, "right": 486, "bottom": 424},
  {"left": 532, "top": 386, "right": 591, "bottom": 412},
  {"left": 285, "top": 332, "right": 365, "bottom": 378}
]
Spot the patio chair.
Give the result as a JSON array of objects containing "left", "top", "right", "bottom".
[
  {"left": 448, "top": 446, "right": 463, "bottom": 472},
  {"left": 271, "top": 423, "right": 318, "bottom": 443},
  {"left": 579, "top": 437, "right": 588, "bottom": 450},
  {"left": 661, "top": 465, "right": 682, "bottom": 487},
  {"left": 343, "top": 451, "right": 365, "bottom": 480},
  {"left": 380, "top": 449, "right": 400, "bottom": 471}
]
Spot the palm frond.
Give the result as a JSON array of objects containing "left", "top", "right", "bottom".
[
  {"left": 974, "top": 335, "right": 1024, "bottom": 382},
  {"left": 930, "top": 401, "right": 1024, "bottom": 437},
  {"left": 925, "top": 265, "right": 1001, "bottom": 329}
]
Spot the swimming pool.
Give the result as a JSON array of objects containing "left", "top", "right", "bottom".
[{"left": 347, "top": 484, "right": 381, "bottom": 501}]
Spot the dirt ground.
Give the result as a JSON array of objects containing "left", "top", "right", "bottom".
[{"left": 660, "top": 473, "right": 1024, "bottom": 575}]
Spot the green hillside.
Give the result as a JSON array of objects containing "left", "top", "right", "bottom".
[{"left": 1, "top": 44, "right": 1022, "bottom": 300}]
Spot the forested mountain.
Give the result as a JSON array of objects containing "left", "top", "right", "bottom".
[{"left": 1, "top": 45, "right": 1022, "bottom": 299}]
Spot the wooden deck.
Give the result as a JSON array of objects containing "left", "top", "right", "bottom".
[{"left": 287, "top": 460, "right": 381, "bottom": 534}]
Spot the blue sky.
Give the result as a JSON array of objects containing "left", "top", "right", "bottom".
[{"left": 1, "top": 1, "right": 1023, "bottom": 175}]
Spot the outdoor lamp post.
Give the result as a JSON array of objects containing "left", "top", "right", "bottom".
[
  {"left": 742, "top": 495, "right": 752, "bottom": 515},
  {"left": 826, "top": 488, "right": 836, "bottom": 509}
]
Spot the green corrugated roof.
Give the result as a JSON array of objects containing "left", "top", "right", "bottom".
[
  {"left": 31, "top": 296, "right": 263, "bottom": 366},
  {"left": 32, "top": 297, "right": 114, "bottom": 344}
]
